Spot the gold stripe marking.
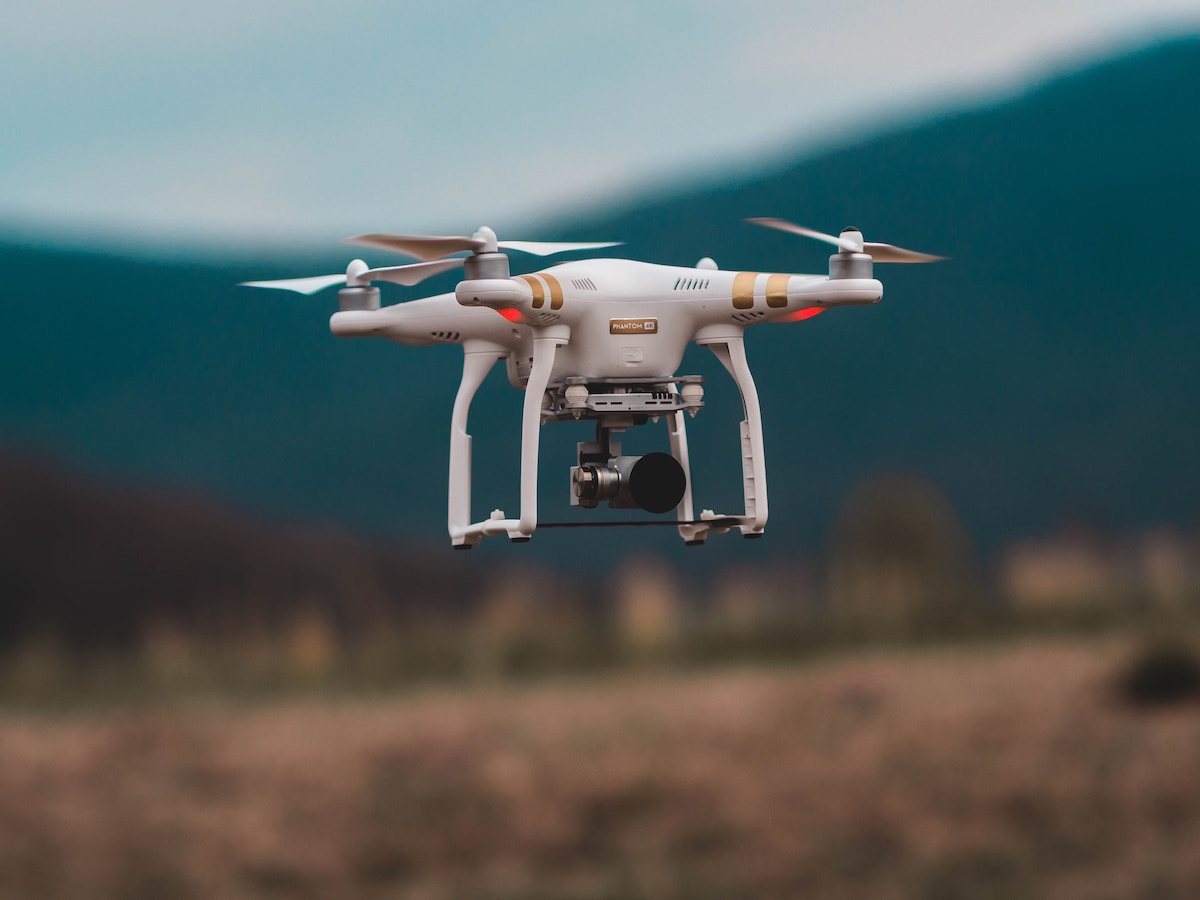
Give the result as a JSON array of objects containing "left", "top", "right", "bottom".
[
  {"left": 519, "top": 274, "right": 544, "bottom": 308},
  {"left": 732, "top": 272, "right": 757, "bottom": 310},
  {"left": 541, "top": 272, "right": 564, "bottom": 310},
  {"left": 766, "top": 274, "right": 790, "bottom": 309}
]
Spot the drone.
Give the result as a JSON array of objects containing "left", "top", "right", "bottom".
[{"left": 243, "top": 219, "right": 941, "bottom": 548}]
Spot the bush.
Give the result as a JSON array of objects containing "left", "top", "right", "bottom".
[{"left": 1118, "top": 638, "right": 1200, "bottom": 707}]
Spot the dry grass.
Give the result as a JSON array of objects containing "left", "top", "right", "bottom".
[{"left": 1, "top": 637, "right": 1199, "bottom": 899}]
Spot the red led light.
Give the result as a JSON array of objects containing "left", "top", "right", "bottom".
[
  {"left": 496, "top": 308, "right": 524, "bottom": 322},
  {"left": 782, "top": 307, "right": 826, "bottom": 322}
]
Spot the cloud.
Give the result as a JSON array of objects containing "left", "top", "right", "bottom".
[
  {"left": 2, "top": 0, "right": 1197, "bottom": 244},
  {"left": 0, "top": 1, "right": 317, "bottom": 54}
]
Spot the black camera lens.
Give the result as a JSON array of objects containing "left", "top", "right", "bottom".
[{"left": 627, "top": 452, "right": 686, "bottom": 514}]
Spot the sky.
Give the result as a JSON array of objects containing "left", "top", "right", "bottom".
[{"left": 2, "top": 0, "right": 1198, "bottom": 251}]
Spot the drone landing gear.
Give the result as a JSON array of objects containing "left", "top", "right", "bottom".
[
  {"left": 448, "top": 334, "right": 567, "bottom": 547},
  {"left": 446, "top": 331, "right": 769, "bottom": 548},
  {"left": 448, "top": 344, "right": 506, "bottom": 548},
  {"left": 695, "top": 333, "right": 768, "bottom": 541}
]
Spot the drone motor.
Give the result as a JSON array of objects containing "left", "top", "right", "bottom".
[
  {"left": 828, "top": 227, "right": 874, "bottom": 281},
  {"left": 337, "top": 286, "right": 380, "bottom": 311}
]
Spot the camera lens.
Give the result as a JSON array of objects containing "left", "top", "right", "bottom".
[{"left": 627, "top": 452, "right": 686, "bottom": 514}]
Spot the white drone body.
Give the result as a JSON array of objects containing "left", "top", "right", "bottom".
[{"left": 243, "top": 220, "right": 941, "bottom": 548}]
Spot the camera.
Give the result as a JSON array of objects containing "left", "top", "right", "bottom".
[{"left": 570, "top": 452, "right": 686, "bottom": 514}]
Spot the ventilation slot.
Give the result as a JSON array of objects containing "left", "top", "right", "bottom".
[
  {"left": 570, "top": 277, "right": 597, "bottom": 291},
  {"left": 732, "top": 311, "right": 766, "bottom": 323},
  {"left": 429, "top": 330, "right": 462, "bottom": 342},
  {"left": 673, "top": 277, "right": 711, "bottom": 291}
]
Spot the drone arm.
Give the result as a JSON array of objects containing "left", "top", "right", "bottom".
[
  {"left": 702, "top": 335, "right": 768, "bottom": 536},
  {"left": 448, "top": 342, "right": 508, "bottom": 547}
]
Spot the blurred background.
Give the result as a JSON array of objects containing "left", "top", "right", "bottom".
[{"left": 2, "top": 2, "right": 1200, "bottom": 898}]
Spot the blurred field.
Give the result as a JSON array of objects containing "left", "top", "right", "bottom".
[{"left": 2, "top": 635, "right": 1198, "bottom": 900}]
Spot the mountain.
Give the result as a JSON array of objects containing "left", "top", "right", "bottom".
[
  {"left": 554, "top": 34, "right": 1200, "bottom": 549},
  {"left": 2, "top": 34, "right": 1198, "bottom": 570},
  {"left": 0, "top": 447, "right": 485, "bottom": 653}
]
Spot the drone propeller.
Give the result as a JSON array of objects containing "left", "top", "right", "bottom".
[
  {"left": 747, "top": 217, "right": 944, "bottom": 263},
  {"left": 362, "top": 258, "right": 466, "bottom": 285},
  {"left": 240, "top": 257, "right": 465, "bottom": 295},
  {"left": 347, "top": 226, "right": 620, "bottom": 261},
  {"left": 239, "top": 272, "right": 354, "bottom": 295},
  {"left": 242, "top": 226, "right": 620, "bottom": 296}
]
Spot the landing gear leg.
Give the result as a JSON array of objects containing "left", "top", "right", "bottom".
[
  {"left": 448, "top": 342, "right": 506, "bottom": 548},
  {"left": 703, "top": 336, "right": 768, "bottom": 538}
]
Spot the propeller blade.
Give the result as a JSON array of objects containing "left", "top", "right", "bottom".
[
  {"left": 346, "top": 233, "right": 483, "bottom": 260},
  {"left": 747, "top": 217, "right": 861, "bottom": 252},
  {"left": 239, "top": 273, "right": 347, "bottom": 295},
  {"left": 364, "top": 257, "right": 466, "bottom": 286},
  {"left": 347, "top": 233, "right": 623, "bottom": 261},
  {"left": 498, "top": 240, "right": 622, "bottom": 256},
  {"left": 748, "top": 217, "right": 943, "bottom": 262},
  {"left": 863, "top": 242, "right": 946, "bottom": 264}
]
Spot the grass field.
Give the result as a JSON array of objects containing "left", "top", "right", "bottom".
[{"left": 1, "top": 636, "right": 1198, "bottom": 899}]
